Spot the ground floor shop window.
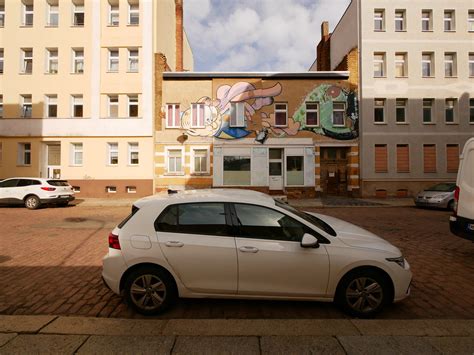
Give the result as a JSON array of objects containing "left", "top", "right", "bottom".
[
  {"left": 223, "top": 156, "right": 251, "bottom": 185},
  {"left": 286, "top": 156, "right": 304, "bottom": 186}
]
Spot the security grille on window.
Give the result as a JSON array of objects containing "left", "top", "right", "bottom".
[
  {"left": 166, "top": 104, "right": 180, "bottom": 128},
  {"left": 128, "top": 95, "right": 138, "bottom": 117},
  {"left": 191, "top": 103, "right": 205, "bottom": 127},
  {"left": 108, "top": 95, "right": 119, "bottom": 117},
  {"left": 0, "top": 4, "right": 4, "bottom": 27},
  {"left": 444, "top": 53, "right": 456, "bottom": 77},
  {"left": 128, "top": 143, "right": 139, "bottom": 165},
  {"left": 22, "top": 49, "right": 33, "bottom": 74},
  {"left": 332, "top": 103, "right": 345, "bottom": 127},
  {"left": 305, "top": 102, "right": 318, "bottom": 126},
  {"left": 373, "top": 53, "right": 385, "bottom": 77},
  {"left": 230, "top": 102, "right": 245, "bottom": 127},
  {"left": 444, "top": 10, "right": 454, "bottom": 31},
  {"left": 395, "top": 10, "right": 405, "bottom": 31},
  {"left": 167, "top": 149, "right": 183, "bottom": 173},
  {"left": 46, "top": 95, "right": 57, "bottom": 118},
  {"left": 47, "top": 48, "right": 58, "bottom": 73},
  {"left": 108, "top": 49, "right": 119, "bottom": 72},
  {"left": 193, "top": 149, "right": 208, "bottom": 174},
  {"left": 0, "top": 49, "right": 3, "bottom": 74},
  {"left": 22, "top": 2, "right": 33, "bottom": 26},
  {"left": 469, "top": 99, "right": 474, "bottom": 124},
  {"left": 73, "top": 49, "right": 84, "bottom": 73},
  {"left": 21, "top": 95, "right": 32, "bottom": 118},
  {"left": 469, "top": 53, "right": 474, "bottom": 77},
  {"left": 423, "top": 99, "right": 433, "bottom": 124},
  {"left": 108, "top": 143, "right": 118, "bottom": 165},
  {"left": 396, "top": 99, "right": 407, "bottom": 123},
  {"left": 374, "top": 99, "right": 385, "bottom": 123},
  {"left": 395, "top": 53, "right": 407, "bottom": 77},
  {"left": 48, "top": 2, "right": 59, "bottom": 26},
  {"left": 469, "top": 11, "right": 474, "bottom": 32},
  {"left": 109, "top": 3, "right": 119, "bottom": 26},
  {"left": 422, "top": 53, "right": 433, "bottom": 77},
  {"left": 275, "top": 103, "right": 287, "bottom": 126},
  {"left": 445, "top": 99, "right": 456, "bottom": 123},
  {"left": 128, "top": 49, "right": 139, "bottom": 72},
  {"left": 19, "top": 143, "right": 32, "bottom": 165},
  {"left": 421, "top": 10, "right": 432, "bottom": 31},
  {"left": 374, "top": 9, "right": 384, "bottom": 31},
  {"left": 128, "top": 1, "right": 139, "bottom": 25},
  {"left": 73, "top": 2, "right": 84, "bottom": 26},
  {"left": 72, "top": 95, "right": 83, "bottom": 118},
  {"left": 71, "top": 143, "right": 83, "bottom": 165}
]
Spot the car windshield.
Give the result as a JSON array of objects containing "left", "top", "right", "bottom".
[
  {"left": 274, "top": 200, "right": 337, "bottom": 236},
  {"left": 426, "top": 183, "right": 456, "bottom": 192}
]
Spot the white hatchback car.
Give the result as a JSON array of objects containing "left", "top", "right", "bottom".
[
  {"left": 0, "top": 177, "right": 75, "bottom": 209},
  {"left": 102, "top": 189, "right": 412, "bottom": 318}
]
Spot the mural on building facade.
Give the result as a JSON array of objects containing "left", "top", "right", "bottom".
[{"left": 172, "top": 82, "right": 358, "bottom": 141}]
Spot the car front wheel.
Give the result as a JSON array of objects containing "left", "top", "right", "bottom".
[
  {"left": 25, "top": 195, "right": 41, "bottom": 210},
  {"left": 124, "top": 266, "right": 176, "bottom": 315}
]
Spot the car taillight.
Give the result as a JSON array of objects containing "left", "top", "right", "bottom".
[
  {"left": 41, "top": 187, "right": 56, "bottom": 191},
  {"left": 453, "top": 186, "right": 460, "bottom": 216},
  {"left": 108, "top": 233, "right": 121, "bottom": 250}
]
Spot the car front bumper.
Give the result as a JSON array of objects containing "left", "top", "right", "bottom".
[{"left": 414, "top": 197, "right": 449, "bottom": 208}]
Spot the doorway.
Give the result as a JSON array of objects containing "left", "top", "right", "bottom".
[
  {"left": 47, "top": 144, "right": 61, "bottom": 179},
  {"left": 269, "top": 148, "right": 283, "bottom": 191},
  {"left": 320, "top": 147, "right": 349, "bottom": 195}
]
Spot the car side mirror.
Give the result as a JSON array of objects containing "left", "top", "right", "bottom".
[{"left": 301, "top": 233, "right": 319, "bottom": 248}]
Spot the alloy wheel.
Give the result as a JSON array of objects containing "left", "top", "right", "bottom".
[
  {"left": 345, "top": 277, "right": 383, "bottom": 313},
  {"left": 130, "top": 274, "right": 167, "bottom": 311}
]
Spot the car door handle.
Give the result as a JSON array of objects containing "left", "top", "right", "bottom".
[
  {"left": 239, "top": 246, "right": 259, "bottom": 253},
  {"left": 165, "top": 241, "right": 184, "bottom": 247}
]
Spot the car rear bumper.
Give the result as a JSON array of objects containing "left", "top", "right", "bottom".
[
  {"left": 40, "top": 195, "right": 75, "bottom": 204},
  {"left": 102, "top": 250, "right": 128, "bottom": 295},
  {"left": 450, "top": 215, "right": 474, "bottom": 241}
]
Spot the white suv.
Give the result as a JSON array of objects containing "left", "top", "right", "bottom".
[
  {"left": 102, "top": 189, "right": 412, "bottom": 318},
  {"left": 0, "top": 177, "right": 75, "bottom": 209}
]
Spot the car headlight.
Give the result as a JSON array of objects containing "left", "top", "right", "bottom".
[{"left": 386, "top": 256, "right": 405, "bottom": 268}]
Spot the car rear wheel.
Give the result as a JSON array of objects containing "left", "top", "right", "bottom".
[
  {"left": 124, "top": 266, "right": 177, "bottom": 315},
  {"left": 24, "top": 195, "right": 41, "bottom": 210},
  {"left": 336, "top": 269, "right": 390, "bottom": 318}
]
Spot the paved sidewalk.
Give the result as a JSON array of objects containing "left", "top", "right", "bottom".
[{"left": 0, "top": 316, "right": 473, "bottom": 354}]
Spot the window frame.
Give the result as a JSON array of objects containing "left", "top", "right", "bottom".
[
  {"left": 128, "top": 48, "right": 139, "bottom": 72},
  {"left": 108, "top": 2, "right": 119, "bottom": 26},
  {"left": 18, "top": 143, "right": 32, "bottom": 166},
  {"left": 469, "top": 53, "right": 474, "bottom": 77},
  {"left": 444, "top": 10, "right": 455, "bottom": 31},
  {"left": 230, "top": 102, "right": 245, "bottom": 127},
  {"left": 72, "top": 2, "right": 85, "bottom": 27},
  {"left": 165, "top": 146, "right": 184, "bottom": 175},
  {"left": 421, "top": 52, "right": 434, "bottom": 77},
  {"left": 128, "top": 142, "right": 139, "bottom": 165},
  {"left": 128, "top": 1, "right": 139, "bottom": 25},
  {"left": 332, "top": 102, "right": 346, "bottom": 127},
  {"left": 127, "top": 95, "right": 139, "bottom": 117},
  {"left": 285, "top": 155, "right": 305, "bottom": 187},
  {"left": 47, "top": 2, "right": 59, "bottom": 27},
  {"left": 191, "top": 146, "right": 210, "bottom": 175},
  {"left": 395, "top": 99, "right": 407, "bottom": 124},
  {"left": 394, "top": 9, "right": 406, "bottom": 31},
  {"left": 0, "top": 48, "right": 3, "bottom": 74},
  {"left": 165, "top": 103, "right": 181, "bottom": 128},
  {"left": 71, "top": 95, "right": 83, "bottom": 118},
  {"left": 22, "top": 2, "right": 34, "bottom": 26},
  {"left": 107, "top": 142, "right": 119, "bottom": 165},
  {"left": 21, "top": 94, "right": 32, "bottom": 118},
  {"left": 0, "top": 3, "right": 5, "bottom": 27},
  {"left": 374, "top": 99, "right": 385, "bottom": 124},
  {"left": 46, "top": 48, "right": 58, "bottom": 74},
  {"left": 395, "top": 52, "right": 407, "bottom": 77},
  {"left": 21, "top": 48, "right": 33, "bottom": 74},
  {"left": 374, "top": 9, "right": 385, "bottom": 31},
  {"left": 422, "top": 98, "right": 434, "bottom": 124},
  {"left": 305, "top": 102, "right": 319, "bottom": 127},
  {"left": 108, "top": 48, "right": 119, "bottom": 72},
  {"left": 45, "top": 94, "right": 58, "bottom": 118},
  {"left": 223, "top": 155, "right": 251, "bottom": 186},
  {"left": 0, "top": 94, "right": 3, "bottom": 118},
  {"left": 72, "top": 48, "right": 84, "bottom": 74},
  {"left": 373, "top": 52, "right": 386, "bottom": 78},
  {"left": 444, "top": 98, "right": 457, "bottom": 124},
  {"left": 70, "top": 142, "right": 83, "bottom": 166},
  {"left": 274, "top": 102, "right": 288, "bottom": 127},
  {"left": 469, "top": 98, "right": 474, "bottom": 124},
  {"left": 444, "top": 52, "right": 456, "bottom": 77},
  {"left": 469, "top": 11, "right": 474, "bottom": 32},
  {"left": 190, "top": 103, "right": 205, "bottom": 128},
  {"left": 107, "top": 95, "right": 119, "bottom": 118},
  {"left": 421, "top": 10, "right": 432, "bottom": 31}
]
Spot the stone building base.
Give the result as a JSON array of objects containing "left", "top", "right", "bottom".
[
  {"left": 361, "top": 180, "right": 455, "bottom": 198},
  {"left": 68, "top": 179, "right": 153, "bottom": 198}
]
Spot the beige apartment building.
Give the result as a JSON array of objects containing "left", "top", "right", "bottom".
[
  {"left": 313, "top": 0, "right": 474, "bottom": 197},
  {"left": 0, "top": 0, "right": 193, "bottom": 197}
]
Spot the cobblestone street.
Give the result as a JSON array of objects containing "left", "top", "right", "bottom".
[{"left": 1, "top": 203, "right": 474, "bottom": 319}]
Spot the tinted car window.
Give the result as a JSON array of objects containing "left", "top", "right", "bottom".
[
  {"left": 155, "top": 205, "right": 179, "bottom": 233},
  {"left": 18, "top": 179, "right": 34, "bottom": 187},
  {"left": 426, "top": 183, "right": 456, "bottom": 192},
  {"left": 118, "top": 205, "right": 140, "bottom": 229},
  {"left": 0, "top": 179, "right": 20, "bottom": 188},
  {"left": 47, "top": 180, "right": 69, "bottom": 186},
  {"left": 234, "top": 203, "right": 309, "bottom": 242}
]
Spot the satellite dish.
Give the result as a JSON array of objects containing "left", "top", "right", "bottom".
[{"left": 255, "top": 128, "right": 268, "bottom": 144}]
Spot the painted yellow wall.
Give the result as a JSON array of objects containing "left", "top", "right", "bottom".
[{"left": 154, "top": 0, "right": 176, "bottom": 70}]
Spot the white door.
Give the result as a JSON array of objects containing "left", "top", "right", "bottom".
[
  {"left": 155, "top": 202, "right": 238, "bottom": 294},
  {"left": 269, "top": 148, "right": 283, "bottom": 190},
  {"left": 233, "top": 203, "right": 330, "bottom": 296},
  {"left": 47, "top": 144, "right": 61, "bottom": 179}
]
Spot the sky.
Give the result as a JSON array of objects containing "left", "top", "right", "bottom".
[{"left": 183, "top": 0, "right": 351, "bottom": 72}]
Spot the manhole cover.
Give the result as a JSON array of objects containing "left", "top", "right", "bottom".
[{"left": 64, "top": 217, "right": 88, "bottom": 223}]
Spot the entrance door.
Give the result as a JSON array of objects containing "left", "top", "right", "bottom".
[
  {"left": 320, "top": 147, "right": 349, "bottom": 195},
  {"left": 269, "top": 148, "right": 283, "bottom": 190},
  {"left": 47, "top": 144, "right": 61, "bottom": 179}
]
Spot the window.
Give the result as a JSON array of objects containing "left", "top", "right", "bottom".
[
  {"left": 155, "top": 203, "right": 229, "bottom": 236},
  {"left": 191, "top": 103, "right": 205, "bottom": 128},
  {"left": 286, "top": 156, "right": 304, "bottom": 185},
  {"left": 469, "top": 53, "right": 474, "bottom": 77},
  {"left": 0, "top": 95, "right": 3, "bottom": 118},
  {"left": 107, "top": 142, "right": 118, "bottom": 165},
  {"left": 166, "top": 149, "right": 183, "bottom": 174},
  {"left": 73, "top": 48, "right": 84, "bottom": 73},
  {"left": 396, "top": 99, "right": 407, "bottom": 123},
  {"left": 0, "top": 49, "right": 3, "bottom": 74},
  {"left": 446, "top": 144, "right": 459, "bottom": 173},
  {"left": 192, "top": 148, "right": 208, "bottom": 174},
  {"left": 373, "top": 53, "right": 385, "bottom": 77},
  {"left": 0, "top": 3, "right": 4, "bottom": 27},
  {"left": 71, "top": 143, "right": 83, "bottom": 165},
  {"left": 128, "top": 48, "right": 139, "bottom": 72},
  {"left": 18, "top": 143, "right": 31, "bottom": 165},
  {"left": 445, "top": 99, "right": 456, "bottom": 123},
  {"left": 108, "top": 95, "right": 118, "bottom": 117},
  {"left": 395, "top": 10, "right": 406, "bottom": 31},
  {"left": 332, "top": 103, "right": 345, "bottom": 127},
  {"left": 166, "top": 104, "right": 180, "bottom": 128},
  {"left": 374, "top": 9, "right": 384, "bottom": 31},
  {"left": 223, "top": 156, "right": 251, "bottom": 185},
  {"left": 374, "top": 144, "right": 388, "bottom": 173},
  {"left": 374, "top": 99, "right": 385, "bottom": 123},
  {"left": 396, "top": 144, "right": 409, "bottom": 173},
  {"left": 107, "top": 186, "right": 117, "bottom": 193},
  {"left": 423, "top": 99, "right": 433, "bottom": 124},
  {"left": 109, "top": 2, "right": 119, "bottom": 26},
  {"left": 46, "top": 95, "right": 57, "bottom": 118},
  {"left": 47, "top": 1, "right": 59, "bottom": 26},
  {"left": 128, "top": 142, "right": 139, "bottom": 165},
  {"left": 71, "top": 95, "right": 83, "bottom": 118},
  {"left": 128, "top": 1, "right": 139, "bottom": 25},
  {"left": 469, "top": 11, "right": 474, "bottom": 32},
  {"left": 422, "top": 52, "right": 434, "bottom": 77},
  {"left": 422, "top": 10, "right": 432, "bottom": 31},
  {"left": 21, "top": 48, "right": 33, "bottom": 74},
  {"left": 128, "top": 95, "right": 138, "bottom": 117},
  {"left": 444, "top": 10, "right": 455, "bottom": 31},
  {"left": 305, "top": 102, "right": 319, "bottom": 127},
  {"left": 108, "top": 49, "right": 119, "bottom": 72},
  {"left": 230, "top": 102, "right": 245, "bottom": 127},
  {"left": 395, "top": 53, "right": 407, "bottom": 77},
  {"left": 73, "top": 1, "right": 84, "bottom": 26},
  {"left": 47, "top": 48, "right": 58, "bottom": 74},
  {"left": 127, "top": 186, "right": 136, "bottom": 193},
  {"left": 21, "top": 95, "right": 32, "bottom": 118},
  {"left": 423, "top": 144, "right": 436, "bottom": 173},
  {"left": 274, "top": 103, "right": 287, "bottom": 126},
  {"left": 234, "top": 204, "right": 309, "bottom": 242},
  {"left": 470, "top": 99, "right": 474, "bottom": 124},
  {"left": 22, "top": 1, "right": 33, "bottom": 26},
  {"left": 444, "top": 53, "right": 456, "bottom": 77}
]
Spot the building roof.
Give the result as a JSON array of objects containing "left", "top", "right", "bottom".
[{"left": 163, "top": 71, "right": 349, "bottom": 80}]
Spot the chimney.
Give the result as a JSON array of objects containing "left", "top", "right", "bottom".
[
  {"left": 321, "top": 21, "right": 329, "bottom": 40},
  {"left": 175, "top": 0, "right": 184, "bottom": 72}
]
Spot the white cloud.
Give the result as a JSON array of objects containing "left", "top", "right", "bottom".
[{"left": 184, "top": 0, "right": 351, "bottom": 71}]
